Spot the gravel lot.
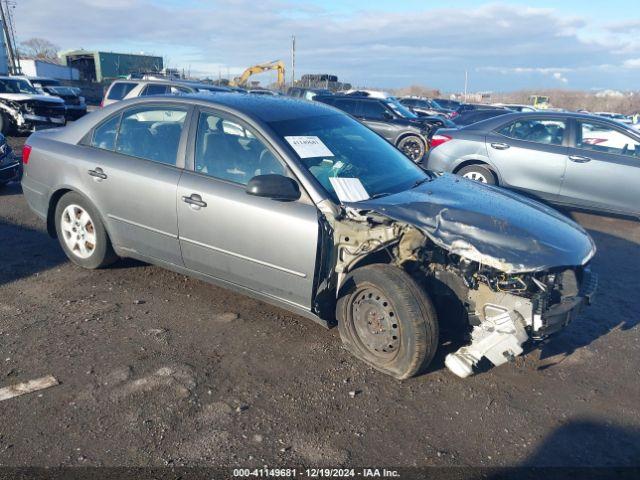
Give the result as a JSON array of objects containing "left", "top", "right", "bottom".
[{"left": 1, "top": 134, "right": 639, "bottom": 468}]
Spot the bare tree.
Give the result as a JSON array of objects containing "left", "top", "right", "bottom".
[{"left": 19, "top": 37, "right": 60, "bottom": 61}]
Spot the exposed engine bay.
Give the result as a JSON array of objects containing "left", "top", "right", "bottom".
[{"left": 316, "top": 200, "right": 597, "bottom": 378}]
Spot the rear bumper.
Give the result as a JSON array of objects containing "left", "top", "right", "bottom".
[{"left": 64, "top": 105, "right": 87, "bottom": 120}]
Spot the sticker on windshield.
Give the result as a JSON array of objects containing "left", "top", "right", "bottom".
[
  {"left": 329, "top": 178, "right": 370, "bottom": 203},
  {"left": 285, "top": 136, "right": 334, "bottom": 158}
]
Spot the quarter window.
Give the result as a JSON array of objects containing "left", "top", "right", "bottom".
[
  {"left": 114, "top": 107, "right": 187, "bottom": 166},
  {"left": 141, "top": 84, "right": 169, "bottom": 96},
  {"left": 106, "top": 82, "right": 137, "bottom": 100},
  {"left": 194, "top": 112, "right": 286, "bottom": 185},
  {"left": 498, "top": 119, "right": 566, "bottom": 146},
  {"left": 91, "top": 115, "right": 120, "bottom": 151},
  {"left": 577, "top": 122, "right": 640, "bottom": 157}
]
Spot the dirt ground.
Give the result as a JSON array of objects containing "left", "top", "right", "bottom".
[{"left": 1, "top": 134, "right": 639, "bottom": 469}]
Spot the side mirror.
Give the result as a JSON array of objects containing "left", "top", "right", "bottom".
[{"left": 246, "top": 174, "right": 301, "bottom": 201}]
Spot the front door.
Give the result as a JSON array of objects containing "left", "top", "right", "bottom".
[
  {"left": 177, "top": 109, "right": 319, "bottom": 310},
  {"left": 486, "top": 117, "right": 569, "bottom": 201},
  {"left": 559, "top": 119, "right": 640, "bottom": 215},
  {"left": 81, "top": 104, "right": 190, "bottom": 265}
]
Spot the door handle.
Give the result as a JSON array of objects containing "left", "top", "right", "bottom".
[
  {"left": 490, "top": 142, "right": 510, "bottom": 150},
  {"left": 182, "top": 193, "right": 207, "bottom": 208},
  {"left": 568, "top": 155, "right": 591, "bottom": 163},
  {"left": 88, "top": 167, "right": 107, "bottom": 180}
]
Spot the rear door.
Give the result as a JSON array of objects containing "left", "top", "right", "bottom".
[
  {"left": 559, "top": 119, "right": 640, "bottom": 215},
  {"left": 485, "top": 116, "right": 569, "bottom": 201},
  {"left": 176, "top": 108, "right": 319, "bottom": 309},
  {"left": 82, "top": 103, "right": 191, "bottom": 265}
]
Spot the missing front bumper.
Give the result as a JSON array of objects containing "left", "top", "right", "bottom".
[{"left": 444, "top": 269, "right": 598, "bottom": 378}]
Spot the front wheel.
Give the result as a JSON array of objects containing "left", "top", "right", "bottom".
[
  {"left": 397, "top": 135, "right": 426, "bottom": 163},
  {"left": 54, "top": 192, "right": 118, "bottom": 269},
  {"left": 337, "top": 264, "right": 439, "bottom": 379}
]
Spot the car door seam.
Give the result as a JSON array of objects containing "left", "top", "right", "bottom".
[{"left": 179, "top": 236, "right": 307, "bottom": 278}]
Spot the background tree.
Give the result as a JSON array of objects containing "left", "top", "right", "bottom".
[{"left": 19, "top": 37, "right": 60, "bottom": 61}]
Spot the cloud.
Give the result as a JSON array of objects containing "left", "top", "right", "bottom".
[
  {"left": 623, "top": 58, "right": 640, "bottom": 68},
  {"left": 10, "top": 0, "right": 640, "bottom": 90}
]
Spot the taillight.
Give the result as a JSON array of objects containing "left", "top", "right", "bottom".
[
  {"left": 22, "top": 145, "right": 32, "bottom": 164},
  {"left": 430, "top": 134, "right": 452, "bottom": 149},
  {"left": 449, "top": 111, "right": 459, "bottom": 118}
]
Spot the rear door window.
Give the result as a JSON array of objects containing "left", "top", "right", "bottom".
[
  {"left": 332, "top": 98, "right": 360, "bottom": 116},
  {"left": 498, "top": 118, "right": 566, "bottom": 146},
  {"left": 359, "top": 101, "right": 389, "bottom": 120},
  {"left": 115, "top": 106, "right": 188, "bottom": 166},
  {"left": 106, "top": 82, "right": 138, "bottom": 100},
  {"left": 576, "top": 122, "right": 640, "bottom": 158}
]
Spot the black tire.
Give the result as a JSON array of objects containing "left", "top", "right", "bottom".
[
  {"left": 397, "top": 135, "right": 426, "bottom": 163},
  {"left": 0, "top": 113, "right": 10, "bottom": 136},
  {"left": 337, "top": 264, "right": 439, "bottom": 379},
  {"left": 54, "top": 192, "right": 118, "bottom": 269},
  {"left": 457, "top": 164, "right": 497, "bottom": 185}
]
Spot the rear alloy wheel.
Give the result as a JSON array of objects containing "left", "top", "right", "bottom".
[
  {"left": 397, "top": 135, "right": 426, "bottom": 163},
  {"left": 337, "top": 264, "right": 439, "bottom": 380},
  {"left": 54, "top": 192, "right": 117, "bottom": 269},
  {"left": 457, "top": 164, "right": 497, "bottom": 185}
]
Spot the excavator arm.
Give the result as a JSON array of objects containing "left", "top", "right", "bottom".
[{"left": 230, "top": 60, "right": 286, "bottom": 88}]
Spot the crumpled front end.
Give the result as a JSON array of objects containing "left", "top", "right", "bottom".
[
  {"left": 0, "top": 99, "right": 66, "bottom": 133},
  {"left": 317, "top": 174, "right": 598, "bottom": 377}
]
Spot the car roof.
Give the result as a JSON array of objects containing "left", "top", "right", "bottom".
[{"left": 462, "top": 110, "right": 640, "bottom": 132}]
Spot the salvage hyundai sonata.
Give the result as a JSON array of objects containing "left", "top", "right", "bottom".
[{"left": 21, "top": 94, "right": 597, "bottom": 379}]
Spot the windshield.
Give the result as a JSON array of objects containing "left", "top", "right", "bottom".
[
  {"left": 0, "top": 79, "right": 38, "bottom": 94},
  {"left": 268, "top": 114, "right": 429, "bottom": 203},
  {"left": 385, "top": 99, "right": 417, "bottom": 119}
]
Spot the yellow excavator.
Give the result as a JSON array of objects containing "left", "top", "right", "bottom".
[{"left": 230, "top": 60, "right": 286, "bottom": 88}]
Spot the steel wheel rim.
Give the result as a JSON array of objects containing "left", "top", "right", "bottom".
[
  {"left": 60, "top": 204, "right": 96, "bottom": 259},
  {"left": 400, "top": 139, "right": 423, "bottom": 161},
  {"left": 462, "top": 171, "right": 488, "bottom": 183},
  {"left": 350, "top": 286, "right": 400, "bottom": 360}
]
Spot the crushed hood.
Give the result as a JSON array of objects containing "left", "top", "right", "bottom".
[
  {"left": 0, "top": 93, "right": 64, "bottom": 103},
  {"left": 352, "top": 173, "right": 596, "bottom": 273}
]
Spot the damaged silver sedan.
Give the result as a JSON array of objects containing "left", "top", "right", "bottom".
[{"left": 21, "top": 94, "right": 597, "bottom": 379}]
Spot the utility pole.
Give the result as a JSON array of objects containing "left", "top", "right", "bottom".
[
  {"left": 1, "top": 0, "right": 21, "bottom": 75},
  {"left": 291, "top": 35, "right": 296, "bottom": 87},
  {"left": 464, "top": 70, "right": 468, "bottom": 102}
]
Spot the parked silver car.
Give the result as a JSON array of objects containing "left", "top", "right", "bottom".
[
  {"left": 425, "top": 111, "right": 640, "bottom": 218},
  {"left": 21, "top": 95, "right": 597, "bottom": 379}
]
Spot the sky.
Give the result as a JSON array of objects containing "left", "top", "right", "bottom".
[{"left": 10, "top": 0, "right": 640, "bottom": 92}]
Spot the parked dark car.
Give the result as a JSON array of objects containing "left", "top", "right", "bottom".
[
  {"left": 0, "top": 133, "right": 18, "bottom": 187},
  {"left": 434, "top": 98, "right": 461, "bottom": 110},
  {"left": 451, "top": 108, "right": 511, "bottom": 127},
  {"left": 21, "top": 93, "right": 596, "bottom": 379},
  {"left": 399, "top": 97, "right": 454, "bottom": 117},
  {"left": 425, "top": 111, "right": 640, "bottom": 218},
  {"left": 315, "top": 95, "right": 433, "bottom": 161},
  {"left": 452, "top": 103, "right": 508, "bottom": 117},
  {"left": 30, "top": 77, "right": 87, "bottom": 121}
]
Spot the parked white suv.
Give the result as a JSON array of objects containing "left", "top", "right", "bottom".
[{"left": 101, "top": 79, "right": 232, "bottom": 107}]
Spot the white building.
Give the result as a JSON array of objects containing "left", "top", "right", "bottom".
[{"left": 20, "top": 58, "right": 79, "bottom": 80}]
